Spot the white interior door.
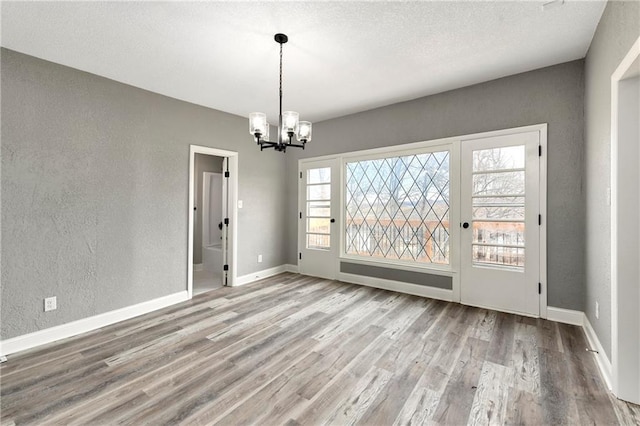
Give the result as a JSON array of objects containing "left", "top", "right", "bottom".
[
  {"left": 460, "top": 131, "right": 540, "bottom": 316},
  {"left": 299, "top": 159, "right": 339, "bottom": 279},
  {"left": 203, "top": 172, "right": 223, "bottom": 247}
]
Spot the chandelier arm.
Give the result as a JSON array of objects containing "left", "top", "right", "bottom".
[{"left": 286, "top": 143, "right": 306, "bottom": 149}]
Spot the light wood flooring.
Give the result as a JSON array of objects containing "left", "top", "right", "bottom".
[
  {"left": 193, "top": 270, "right": 224, "bottom": 295},
  {"left": 1, "top": 273, "right": 639, "bottom": 425}
]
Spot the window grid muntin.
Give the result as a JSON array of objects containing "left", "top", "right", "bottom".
[
  {"left": 471, "top": 145, "right": 526, "bottom": 268},
  {"left": 345, "top": 150, "right": 450, "bottom": 265},
  {"left": 305, "top": 168, "right": 331, "bottom": 250}
]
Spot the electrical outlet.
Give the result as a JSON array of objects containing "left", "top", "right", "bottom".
[
  {"left": 595, "top": 301, "right": 599, "bottom": 319},
  {"left": 44, "top": 296, "right": 57, "bottom": 312},
  {"left": 258, "top": 254, "right": 263, "bottom": 263}
]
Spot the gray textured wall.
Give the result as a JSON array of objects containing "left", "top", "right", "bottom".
[
  {"left": 286, "top": 60, "right": 585, "bottom": 310},
  {"left": 193, "top": 153, "right": 223, "bottom": 265},
  {"left": 1, "top": 49, "right": 287, "bottom": 340},
  {"left": 341, "top": 263, "right": 452, "bottom": 289},
  {"left": 584, "top": 0, "right": 640, "bottom": 358}
]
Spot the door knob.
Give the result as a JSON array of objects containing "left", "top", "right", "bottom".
[
  {"left": 462, "top": 222, "right": 470, "bottom": 229},
  {"left": 330, "top": 218, "right": 336, "bottom": 223}
]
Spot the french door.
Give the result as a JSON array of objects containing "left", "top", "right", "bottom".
[
  {"left": 298, "top": 159, "right": 340, "bottom": 279},
  {"left": 460, "top": 131, "right": 541, "bottom": 316}
]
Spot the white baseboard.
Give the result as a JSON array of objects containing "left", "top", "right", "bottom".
[
  {"left": 547, "top": 306, "right": 584, "bottom": 326},
  {"left": 583, "top": 314, "right": 612, "bottom": 390},
  {"left": 546, "top": 306, "right": 612, "bottom": 391},
  {"left": 234, "top": 265, "right": 289, "bottom": 287},
  {"left": 194, "top": 263, "right": 204, "bottom": 272},
  {"left": 337, "top": 272, "right": 453, "bottom": 302},
  {"left": 285, "top": 264, "right": 299, "bottom": 273},
  {"left": 0, "top": 291, "right": 189, "bottom": 357}
]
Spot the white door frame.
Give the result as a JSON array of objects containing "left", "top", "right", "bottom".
[
  {"left": 298, "top": 157, "right": 340, "bottom": 280},
  {"left": 611, "top": 36, "right": 640, "bottom": 404},
  {"left": 188, "top": 145, "right": 239, "bottom": 297}
]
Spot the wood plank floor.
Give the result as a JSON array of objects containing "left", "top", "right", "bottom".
[{"left": 1, "top": 273, "right": 639, "bottom": 425}]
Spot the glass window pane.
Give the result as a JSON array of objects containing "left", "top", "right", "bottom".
[
  {"left": 345, "top": 150, "right": 450, "bottom": 265},
  {"left": 308, "top": 167, "right": 331, "bottom": 184},
  {"left": 472, "top": 221, "right": 525, "bottom": 246},
  {"left": 473, "top": 146, "right": 525, "bottom": 172},
  {"left": 307, "top": 184, "right": 330, "bottom": 200},
  {"left": 473, "top": 196, "right": 525, "bottom": 204},
  {"left": 307, "top": 202, "right": 330, "bottom": 217},
  {"left": 473, "top": 245, "right": 525, "bottom": 268},
  {"left": 307, "top": 234, "right": 330, "bottom": 250},
  {"left": 307, "top": 218, "right": 330, "bottom": 233},
  {"left": 473, "top": 206, "right": 524, "bottom": 220},
  {"left": 473, "top": 171, "right": 524, "bottom": 196}
]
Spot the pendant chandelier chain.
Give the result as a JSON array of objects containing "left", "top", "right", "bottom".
[{"left": 278, "top": 41, "right": 283, "bottom": 144}]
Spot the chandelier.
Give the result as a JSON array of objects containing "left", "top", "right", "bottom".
[{"left": 249, "top": 33, "right": 312, "bottom": 152}]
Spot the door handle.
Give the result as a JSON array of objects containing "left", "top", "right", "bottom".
[
  {"left": 462, "top": 222, "right": 470, "bottom": 229},
  {"left": 330, "top": 218, "right": 336, "bottom": 223}
]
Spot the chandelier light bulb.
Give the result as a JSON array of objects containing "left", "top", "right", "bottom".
[
  {"left": 298, "top": 121, "right": 312, "bottom": 142},
  {"left": 282, "top": 111, "right": 299, "bottom": 133},
  {"left": 249, "top": 112, "right": 267, "bottom": 137}
]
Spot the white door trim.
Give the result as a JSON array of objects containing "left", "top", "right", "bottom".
[
  {"left": 538, "top": 125, "right": 548, "bottom": 318},
  {"left": 188, "top": 145, "right": 238, "bottom": 297},
  {"left": 611, "top": 35, "right": 640, "bottom": 404}
]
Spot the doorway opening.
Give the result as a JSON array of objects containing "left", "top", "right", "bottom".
[
  {"left": 195, "top": 165, "right": 224, "bottom": 294},
  {"left": 188, "top": 146, "right": 238, "bottom": 297},
  {"left": 611, "top": 36, "right": 640, "bottom": 405}
]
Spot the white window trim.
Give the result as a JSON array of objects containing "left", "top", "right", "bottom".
[
  {"left": 341, "top": 143, "right": 456, "bottom": 271},
  {"left": 299, "top": 123, "right": 546, "bottom": 313}
]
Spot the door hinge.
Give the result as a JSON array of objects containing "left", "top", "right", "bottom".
[
  {"left": 223, "top": 264, "right": 229, "bottom": 271},
  {"left": 539, "top": 145, "right": 542, "bottom": 157},
  {"left": 224, "top": 218, "right": 229, "bottom": 226},
  {"left": 300, "top": 172, "right": 302, "bottom": 179},
  {"left": 538, "top": 214, "right": 542, "bottom": 225},
  {"left": 224, "top": 171, "right": 230, "bottom": 178},
  {"left": 299, "top": 212, "right": 302, "bottom": 219},
  {"left": 299, "top": 252, "right": 302, "bottom": 260},
  {"left": 538, "top": 282, "right": 542, "bottom": 294}
]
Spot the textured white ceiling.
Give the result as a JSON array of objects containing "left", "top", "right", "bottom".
[{"left": 1, "top": 1, "right": 605, "bottom": 123}]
